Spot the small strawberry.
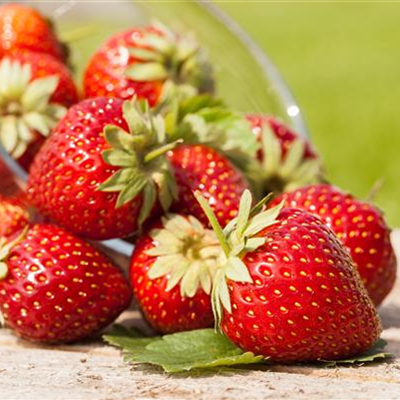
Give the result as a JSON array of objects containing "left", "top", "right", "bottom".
[
  {"left": 0, "top": 53, "right": 78, "bottom": 169},
  {"left": 0, "top": 224, "right": 132, "bottom": 343},
  {"left": 168, "top": 144, "right": 250, "bottom": 228},
  {"left": 84, "top": 23, "right": 214, "bottom": 106},
  {"left": 0, "top": 4, "right": 67, "bottom": 62},
  {"left": 0, "top": 193, "right": 30, "bottom": 239},
  {"left": 130, "top": 213, "right": 220, "bottom": 333},
  {"left": 273, "top": 184, "right": 397, "bottom": 305},
  {"left": 27, "top": 97, "right": 177, "bottom": 240},
  {"left": 195, "top": 190, "right": 382, "bottom": 362},
  {"left": 246, "top": 114, "right": 323, "bottom": 196}
]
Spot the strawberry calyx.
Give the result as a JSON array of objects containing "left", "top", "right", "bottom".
[
  {"left": 125, "top": 22, "right": 214, "bottom": 97},
  {"left": 98, "top": 97, "right": 178, "bottom": 226},
  {"left": 0, "top": 226, "right": 29, "bottom": 280},
  {"left": 255, "top": 124, "right": 323, "bottom": 194},
  {"left": 0, "top": 58, "right": 67, "bottom": 159},
  {"left": 195, "top": 189, "right": 284, "bottom": 328},
  {"left": 158, "top": 89, "right": 258, "bottom": 170},
  {"left": 145, "top": 214, "right": 222, "bottom": 297}
]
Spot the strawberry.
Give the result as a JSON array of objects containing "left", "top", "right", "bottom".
[
  {"left": 273, "top": 184, "right": 397, "bottom": 306},
  {"left": 130, "top": 213, "right": 220, "bottom": 333},
  {"left": 168, "top": 144, "right": 250, "bottom": 228},
  {"left": 27, "top": 97, "right": 177, "bottom": 240},
  {"left": 0, "top": 4, "right": 67, "bottom": 62},
  {"left": 195, "top": 190, "right": 382, "bottom": 362},
  {"left": 0, "top": 224, "right": 132, "bottom": 343},
  {"left": 246, "top": 114, "right": 323, "bottom": 196},
  {"left": 0, "top": 52, "right": 78, "bottom": 170},
  {"left": 84, "top": 23, "right": 214, "bottom": 106},
  {"left": 0, "top": 193, "right": 30, "bottom": 239}
]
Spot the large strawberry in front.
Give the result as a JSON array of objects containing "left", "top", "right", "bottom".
[
  {"left": 273, "top": 184, "right": 397, "bottom": 305},
  {"left": 0, "top": 4, "right": 67, "bottom": 62},
  {"left": 246, "top": 114, "right": 324, "bottom": 196},
  {"left": 0, "top": 52, "right": 78, "bottom": 169},
  {"left": 84, "top": 23, "right": 214, "bottom": 106},
  {"left": 0, "top": 224, "right": 131, "bottom": 343},
  {"left": 130, "top": 213, "right": 220, "bottom": 333},
  {"left": 27, "top": 97, "right": 177, "bottom": 240},
  {"left": 195, "top": 190, "right": 382, "bottom": 362}
]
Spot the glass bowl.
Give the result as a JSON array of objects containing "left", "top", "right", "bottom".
[{"left": 0, "top": 0, "right": 309, "bottom": 265}]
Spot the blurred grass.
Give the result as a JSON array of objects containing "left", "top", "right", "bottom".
[{"left": 221, "top": 2, "right": 400, "bottom": 226}]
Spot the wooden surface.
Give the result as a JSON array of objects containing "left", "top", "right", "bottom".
[{"left": 1, "top": 235, "right": 400, "bottom": 400}]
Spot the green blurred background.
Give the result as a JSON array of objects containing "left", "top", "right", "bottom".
[
  {"left": 220, "top": 2, "right": 400, "bottom": 226},
  {"left": 55, "top": 1, "right": 399, "bottom": 226}
]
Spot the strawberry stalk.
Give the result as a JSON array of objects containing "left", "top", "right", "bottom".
[{"left": 195, "top": 189, "right": 284, "bottom": 327}]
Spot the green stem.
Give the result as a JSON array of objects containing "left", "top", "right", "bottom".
[
  {"left": 194, "top": 191, "right": 231, "bottom": 257},
  {"left": 250, "top": 192, "right": 274, "bottom": 218},
  {"left": 144, "top": 139, "right": 182, "bottom": 163}
]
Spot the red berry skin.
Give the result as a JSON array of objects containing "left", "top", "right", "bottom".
[
  {"left": 0, "top": 4, "right": 67, "bottom": 62},
  {"left": 130, "top": 226, "right": 213, "bottom": 334},
  {"left": 221, "top": 209, "right": 381, "bottom": 362},
  {"left": 0, "top": 194, "right": 30, "bottom": 239},
  {"left": 0, "top": 224, "right": 132, "bottom": 343},
  {"left": 168, "top": 145, "right": 250, "bottom": 228},
  {"left": 27, "top": 97, "right": 145, "bottom": 240},
  {"left": 8, "top": 51, "right": 79, "bottom": 169},
  {"left": 273, "top": 184, "right": 397, "bottom": 306},
  {"left": 84, "top": 28, "right": 163, "bottom": 106},
  {"left": 247, "top": 114, "right": 317, "bottom": 162}
]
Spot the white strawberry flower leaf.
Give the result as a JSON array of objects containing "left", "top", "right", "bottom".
[
  {"left": 0, "top": 58, "right": 66, "bottom": 159},
  {"left": 256, "top": 122, "right": 324, "bottom": 194},
  {"left": 145, "top": 213, "right": 221, "bottom": 297},
  {"left": 124, "top": 24, "right": 214, "bottom": 95}
]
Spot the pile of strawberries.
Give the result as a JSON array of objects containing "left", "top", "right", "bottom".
[{"left": 0, "top": 4, "right": 396, "bottom": 364}]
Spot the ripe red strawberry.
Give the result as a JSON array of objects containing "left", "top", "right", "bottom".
[
  {"left": 246, "top": 114, "right": 323, "bottom": 196},
  {"left": 168, "top": 144, "right": 250, "bottom": 228},
  {"left": 0, "top": 4, "right": 67, "bottom": 62},
  {"left": 27, "top": 97, "right": 177, "bottom": 240},
  {"left": 273, "top": 184, "right": 397, "bottom": 306},
  {"left": 130, "top": 213, "right": 220, "bottom": 333},
  {"left": 195, "top": 190, "right": 381, "bottom": 362},
  {"left": 84, "top": 23, "right": 214, "bottom": 106},
  {"left": 0, "top": 193, "right": 30, "bottom": 239},
  {"left": 0, "top": 224, "right": 131, "bottom": 343},
  {"left": 0, "top": 52, "right": 78, "bottom": 170}
]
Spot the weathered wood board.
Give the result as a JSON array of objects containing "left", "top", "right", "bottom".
[{"left": 1, "top": 234, "right": 400, "bottom": 400}]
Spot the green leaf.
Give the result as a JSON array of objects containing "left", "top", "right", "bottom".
[
  {"left": 97, "top": 168, "right": 137, "bottom": 193},
  {"left": 235, "top": 189, "right": 252, "bottom": 240},
  {"left": 104, "top": 328, "right": 264, "bottom": 373},
  {"left": 225, "top": 257, "right": 253, "bottom": 284},
  {"left": 316, "top": 339, "right": 392, "bottom": 367},
  {"left": 129, "top": 47, "right": 161, "bottom": 62},
  {"left": 102, "top": 149, "right": 137, "bottom": 167},
  {"left": 126, "top": 62, "right": 169, "bottom": 82},
  {"left": 104, "top": 125, "right": 135, "bottom": 150},
  {"left": 179, "top": 94, "right": 223, "bottom": 116},
  {"left": 122, "top": 99, "right": 147, "bottom": 135},
  {"left": 138, "top": 180, "right": 157, "bottom": 224},
  {"left": 116, "top": 174, "right": 147, "bottom": 208}
]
